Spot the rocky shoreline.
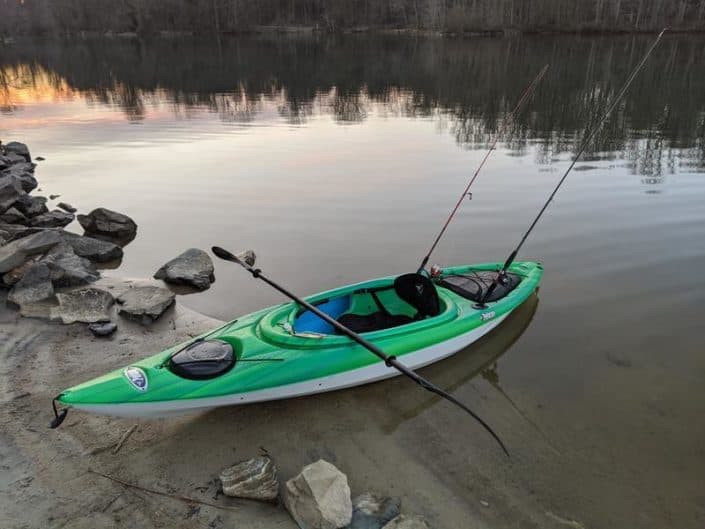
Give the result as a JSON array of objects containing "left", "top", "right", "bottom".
[
  {"left": 0, "top": 140, "right": 433, "bottom": 529},
  {"left": 1, "top": 140, "right": 221, "bottom": 333}
]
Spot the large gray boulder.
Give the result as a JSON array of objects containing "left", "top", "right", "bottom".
[
  {"left": 77, "top": 207, "right": 137, "bottom": 242},
  {"left": 380, "top": 516, "right": 429, "bottom": 529},
  {"left": 59, "top": 231, "right": 123, "bottom": 263},
  {"left": 349, "top": 494, "right": 401, "bottom": 529},
  {"left": 0, "top": 207, "right": 27, "bottom": 224},
  {"left": 0, "top": 175, "right": 26, "bottom": 214},
  {"left": 154, "top": 248, "right": 215, "bottom": 291},
  {"left": 28, "top": 210, "right": 74, "bottom": 228},
  {"left": 54, "top": 287, "right": 114, "bottom": 324},
  {"left": 7, "top": 262, "right": 54, "bottom": 305},
  {"left": 283, "top": 460, "right": 352, "bottom": 529},
  {"left": 14, "top": 195, "right": 48, "bottom": 218},
  {"left": 117, "top": 285, "right": 175, "bottom": 324},
  {"left": 220, "top": 456, "right": 279, "bottom": 501},
  {"left": 0, "top": 230, "right": 61, "bottom": 273},
  {"left": 2, "top": 163, "right": 38, "bottom": 192},
  {"left": 43, "top": 248, "right": 100, "bottom": 287},
  {"left": 3, "top": 141, "right": 31, "bottom": 162}
]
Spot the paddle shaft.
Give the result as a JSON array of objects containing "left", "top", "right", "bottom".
[
  {"left": 417, "top": 64, "right": 549, "bottom": 274},
  {"left": 478, "top": 29, "right": 667, "bottom": 306},
  {"left": 212, "top": 246, "right": 509, "bottom": 457}
]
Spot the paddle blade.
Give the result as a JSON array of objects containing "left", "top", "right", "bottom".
[{"left": 212, "top": 246, "right": 256, "bottom": 266}]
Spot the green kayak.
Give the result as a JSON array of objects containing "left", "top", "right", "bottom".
[{"left": 55, "top": 262, "right": 542, "bottom": 418}]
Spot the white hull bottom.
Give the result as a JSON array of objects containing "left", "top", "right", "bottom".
[{"left": 74, "top": 313, "right": 510, "bottom": 418}]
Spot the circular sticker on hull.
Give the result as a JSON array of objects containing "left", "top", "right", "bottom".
[{"left": 124, "top": 366, "right": 148, "bottom": 392}]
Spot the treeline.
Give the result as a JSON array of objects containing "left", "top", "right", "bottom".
[
  {"left": 1, "top": 0, "right": 705, "bottom": 36},
  {"left": 2, "top": 35, "right": 704, "bottom": 176}
]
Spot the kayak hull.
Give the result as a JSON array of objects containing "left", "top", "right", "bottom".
[
  {"left": 57, "top": 261, "right": 543, "bottom": 419},
  {"left": 69, "top": 313, "right": 508, "bottom": 418}
]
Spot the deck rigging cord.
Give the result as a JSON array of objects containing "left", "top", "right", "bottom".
[
  {"left": 417, "top": 64, "right": 550, "bottom": 274},
  {"left": 212, "top": 246, "right": 510, "bottom": 457},
  {"left": 477, "top": 29, "right": 667, "bottom": 308}
]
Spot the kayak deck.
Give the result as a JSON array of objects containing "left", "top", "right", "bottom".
[{"left": 57, "top": 262, "right": 542, "bottom": 417}]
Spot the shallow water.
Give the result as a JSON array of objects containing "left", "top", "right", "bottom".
[{"left": 1, "top": 34, "right": 705, "bottom": 528}]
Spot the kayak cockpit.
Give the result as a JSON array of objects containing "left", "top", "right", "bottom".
[{"left": 293, "top": 273, "right": 440, "bottom": 335}]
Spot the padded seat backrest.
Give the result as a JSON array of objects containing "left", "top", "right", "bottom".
[{"left": 393, "top": 273, "right": 440, "bottom": 318}]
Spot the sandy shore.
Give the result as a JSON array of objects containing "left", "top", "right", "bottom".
[{"left": 1, "top": 292, "right": 589, "bottom": 529}]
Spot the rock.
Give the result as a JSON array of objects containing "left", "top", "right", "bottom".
[
  {"left": 0, "top": 230, "right": 61, "bottom": 273},
  {"left": 2, "top": 163, "right": 38, "bottom": 192},
  {"left": 7, "top": 263, "right": 54, "bottom": 305},
  {"left": 77, "top": 207, "right": 137, "bottom": 242},
  {"left": 2, "top": 256, "right": 40, "bottom": 286},
  {"left": 88, "top": 321, "right": 117, "bottom": 336},
  {"left": 35, "top": 156, "right": 45, "bottom": 161},
  {"left": 0, "top": 229, "right": 9, "bottom": 245},
  {"left": 117, "top": 285, "right": 175, "bottom": 324},
  {"left": 154, "top": 248, "right": 215, "bottom": 291},
  {"left": 283, "top": 459, "right": 352, "bottom": 529},
  {"left": 43, "top": 248, "right": 100, "bottom": 287},
  {"left": 236, "top": 249, "right": 257, "bottom": 266},
  {"left": 57, "top": 202, "right": 77, "bottom": 213},
  {"left": 28, "top": 210, "right": 74, "bottom": 228},
  {"left": 49, "top": 194, "right": 60, "bottom": 200},
  {"left": 0, "top": 175, "right": 26, "bottom": 213},
  {"left": 380, "top": 516, "right": 430, "bottom": 529},
  {"left": 3, "top": 141, "right": 31, "bottom": 162},
  {"left": 0, "top": 155, "right": 9, "bottom": 170},
  {"left": 220, "top": 456, "right": 279, "bottom": 501},
  {"left": 54, "top": 287, "right": 114, "bottom": 324},
  {"left": 349, "top": 494, "right": 401, "bottom": 529},
  {"left": 13, "top": 195, "right": 48, "bottom": 217},
  {"left": 59, "top": 231, "right": 123, "bottom": 263},
  {"left": 5, "top": 153, "right": 27, "bottom": 165},
  {"left": 0, "top": 207, "right": 27, "bottom": 224}
]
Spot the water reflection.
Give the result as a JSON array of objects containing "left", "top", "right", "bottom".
[{"left": 2, "top": 35, "right": 704, "bottom": 176}]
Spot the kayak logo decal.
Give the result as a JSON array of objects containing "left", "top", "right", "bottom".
[
  {"left": 480, "top": 311, "right": 496, "bottom": 321},
  {"left": 124, "top": 367, "right": 148, "bottom": 392}
]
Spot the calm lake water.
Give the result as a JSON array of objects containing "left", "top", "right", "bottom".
[{"left": 2, "top": 35, "right": 705, "bottom": 528}]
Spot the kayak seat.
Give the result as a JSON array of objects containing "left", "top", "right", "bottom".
[
  {"left": 337, "top": 311, "right": 414, "bottom": 333},
  {"left": 336, "top": 274, "right": 440, "bottom": 334}
]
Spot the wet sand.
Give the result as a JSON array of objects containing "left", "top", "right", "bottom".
[{"left": 1, "top": 290, "right": 703, "bottom": 529}]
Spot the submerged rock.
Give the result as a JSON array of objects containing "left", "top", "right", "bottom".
[
  {"left": 77, "top": 207, "right": 137, "bottom": 242},
  {"left": 380, "top": 516, "right": 430, "bottom": 529},
  {"left": 54, "top": 287, "right": 114, "bottom": 324},
  {"left": 0, "top": 230, "right": 61, "bottom": 273},
  {"left": 57, "top": 202, "right": 77, "bottom": 213},
  {"left": 350, "top": 494, "right": 401, "bottom": 529},
  {"left": 59, "top": 231, "right": 123, "bottom": 263},
  {"left": 8, "top": 262, "right": 54, "bottom": 305},
  {"left": 44, "top": 248, "right": 100, "bottom": 287},
  {"left": 28, "top": 210, "right": 74, "bottom": 228},
  {"left": 88, "top": 321, "right": 117, "bottom": 337},
  {"left": 117, "top": 285, "right": 175, "bottom": 324},
  {"left": 154, "top": 248, "right": 215, "bottom": 291},
  {"left": 220, "top": 456, "right": 279, "bottom": 501},
  {"left": 283, "top": 459, "right": 352, "bottom": 529},
  {"left": 3, "top": 141, "right": 31, "bottom": 163}
]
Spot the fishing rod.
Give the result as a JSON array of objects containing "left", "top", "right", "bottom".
[
  {"left": 212, "top": 246, "right": 510, "bottom": 457},
  {"left": 417, "top": 64, "right": 550, "bottom": 274},
  {"left": 476, "top": 29, "right": 666, "bottom": 307}
]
